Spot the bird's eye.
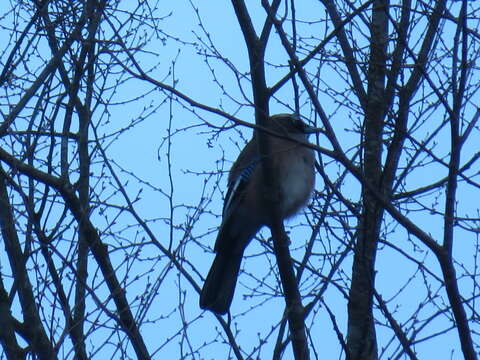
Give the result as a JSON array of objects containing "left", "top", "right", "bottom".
[{"left": 294, "top": 119, "right": 306, "bottom": 132}]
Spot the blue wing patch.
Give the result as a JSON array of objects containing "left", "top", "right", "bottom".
[{"left": 223, "top": 159, "right": 258, "bottom": 218}]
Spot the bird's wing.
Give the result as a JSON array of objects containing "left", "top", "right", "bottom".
[
  {"left": 223, "top": 158, "right": 258, "bottom": 219},
  {"left": 214, "top": 139, "right": 260, "bottom": 253},
  {"left": 214, "top": 158, "right": 259, "bottom": 253}
]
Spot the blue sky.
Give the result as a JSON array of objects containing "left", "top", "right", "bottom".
[
  {"left": 0, "top": 0, "right": 479, "bottom": 359},
  {"left": 102, "top": 2, "right": 477, "bottom": 358}
]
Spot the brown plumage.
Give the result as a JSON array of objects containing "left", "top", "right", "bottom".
[{"left": 200, "top": 114, "right": 316, "bottom": 314}]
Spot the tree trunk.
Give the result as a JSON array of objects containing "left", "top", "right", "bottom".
[{"left": 347, "top": 1, "right": 389, "bottom": 359}]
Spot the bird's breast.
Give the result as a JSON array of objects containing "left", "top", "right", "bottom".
[{"left": 278, "top": 148, "right": 315, "bottom": 218}]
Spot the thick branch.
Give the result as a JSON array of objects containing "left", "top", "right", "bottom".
[
  {"left": 0, "top": 149, "right": 151, "bottom": 360},
  {"left": 0, "top": 169, "right": 56, "bottom": 360},
  {"left": 232, "top": 1, "right": 310, "bottom": 358}
]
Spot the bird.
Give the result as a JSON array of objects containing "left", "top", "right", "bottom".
[{"left": 199, "top": 113, "right": 316, "bottom": 315}]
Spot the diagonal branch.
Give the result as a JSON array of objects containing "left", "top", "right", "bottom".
[
  {"left": 232, "top": 1, "right": 310, "bottom": 359},
  {"left": 0, "top": 148, "right": 151, "bottom": 360}
]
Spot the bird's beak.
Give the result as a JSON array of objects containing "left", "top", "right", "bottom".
[{"left": 303, "top": 125, "right": 323, "bottom": 134}]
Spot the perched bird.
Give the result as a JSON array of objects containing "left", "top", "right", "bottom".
[{"left": 199, "top": 113, "right": 316, "bottom": 315}]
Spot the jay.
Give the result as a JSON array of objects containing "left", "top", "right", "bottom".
[{"left": 200, "top": 114, "right": 316, "bottom": 314}]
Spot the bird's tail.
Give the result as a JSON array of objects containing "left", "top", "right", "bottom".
[{"left": 199, "top": 250, "right": 243, "bottom": 315}]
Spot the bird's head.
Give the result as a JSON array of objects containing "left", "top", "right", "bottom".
[{"left": 269, "top": 113, "right": 320, "bottom": 135}]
